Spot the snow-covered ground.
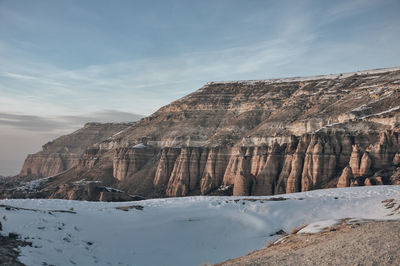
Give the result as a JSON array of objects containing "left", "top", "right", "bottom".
[{"left": 1, "top": 186, "right": 400, "bottom": 266}]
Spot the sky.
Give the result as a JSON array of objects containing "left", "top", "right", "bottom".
[{"left": 0, "top": 0, "right": 400, "bottom": 175}]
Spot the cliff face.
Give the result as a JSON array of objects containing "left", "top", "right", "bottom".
[
  {"left": 11, "top": 67, "right": 400, "bottom": 199},
  {"left": 19, "top": 122, "right": 133, "bottom": 178}
]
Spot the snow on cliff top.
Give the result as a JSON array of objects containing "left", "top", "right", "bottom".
[
  {"left": 1, "top": 185, "right": 400, "bottom": 266},
  {"left": 205, "top": 66, "right": 400, "bottom": 86}
]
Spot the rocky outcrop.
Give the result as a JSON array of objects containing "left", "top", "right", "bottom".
[
  {"left": 20, "top": 153, "right": 79, "bottom": 177},
  {"left": 337, "top": 166, "right": 353, "bottom": 188},
  {"left": 19, "top": 122, "right": 133, "bottom": 178},
  {"left": 9, "top": 67, "right": 400, "bottom": 200},
  {"left": 113, "top": 146, "right": 156, "bottom": 181},
  {"left": 153, "top": 148, "right": 180, "bottom": 189},
  {"left": 50, "top": 182, "right": 143, "bottom": 201}
]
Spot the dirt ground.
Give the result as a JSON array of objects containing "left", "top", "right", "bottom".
[{"left": 216, "top": 220, "right": 400, "bottom": 266}]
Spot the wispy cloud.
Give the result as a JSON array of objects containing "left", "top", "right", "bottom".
[
  {"left": 0, "top": 110, "right": 142, "bottom": 176},
  {"left": 0, "top": 6, "right": 317, "bottom": 116},
  {"left": 325, "top": 0, "right": 382, "bottom": 19},
  {"left": 0, "top": 110, "right": 142, "bottom": 133},
  {"left": 0, "top": 0, "right": 399, "bottom": 119}
]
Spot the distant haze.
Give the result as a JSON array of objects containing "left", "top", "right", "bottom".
[{"left": 0, "top": 110, "right": 142, "bottom": 176}]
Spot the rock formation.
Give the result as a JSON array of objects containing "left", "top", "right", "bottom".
[
  {"left": 19, "top": 122, "right": 133, "bottom": 178},
  {"left": 6, "top": 67, "right": 400, "bottom": 200}
]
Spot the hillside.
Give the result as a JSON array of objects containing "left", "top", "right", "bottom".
[
  {"left": 19, "top": 122, "right": 134, "bottom": 178},
  {"left": 218, "top": 220, "right": 400, "bottom": 266},
  {"left": 9, "top": 67, "right": 400, "bottom": 200}
]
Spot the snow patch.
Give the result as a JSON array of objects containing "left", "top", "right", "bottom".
[
  {"left": 103, "top": 187, "right": 124, "bottom": 193},
  {"left": 205, "top": 67, "right": 400, "bottom": 86},
  {"left": 360, "top": 106, "right": 400, "bottom": 119},
  {"left": 352, "top": 104, "right": 371, "bottom": 112},
  {"left": 314, "top": 122, "right": 343, "bottom": 133},
  {"left": 16, "top": 177, "right": 51, "bottom": 192},
  {"left": 74, "top": 179, "right": 102, "bottom": 185},
  {"left": 133, "top": 143, "right": 146, "bottom": 148},
  {"left": 217, "top": 185, "right": 232, "bottom": 191},
  {"left": 297, "top": 219, "right": 341, "bottom": 234}
]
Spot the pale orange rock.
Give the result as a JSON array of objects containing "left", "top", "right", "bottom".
[
  {"left": 359, "top": 152, "right": 372, "bottom": 176},
  {"left": 349, "top": 145, "right": 362, "bottom": 177},
  {"left": 337, "top": 166, "right": 353, "bottom": 188},
  {"left": 364, "top": 178, "right": 372, "bottom": 186}
]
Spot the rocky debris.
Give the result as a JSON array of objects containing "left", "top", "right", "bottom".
[
  {"left": 393, "top": 153, "right": 400, "bottom": 165},
  {"left": 0, "top": 177, "right": 143, "bottom": 202},
  {"left": 0, "top": 204, "right": 76, "bottom": 214},
  {"left": 7, "top": 67, "right": 400, "bottom": 199},
  {"left": 115, "top": 205, "right": 144, "bottom": 211},
  {"left": 50, "top": 182, "right": 142, "bottom": 202},
  {"left": 0, "top": 233, "right": 31, "bottom": 266},
  {"left": 390, "top": 168, "right": 400, "bottom": 184}
]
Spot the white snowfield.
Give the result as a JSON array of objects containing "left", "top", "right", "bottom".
[{"left": 1, "top": 186, "right": 400, "bottom": 266}]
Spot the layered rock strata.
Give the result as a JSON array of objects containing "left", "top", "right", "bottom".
[
  {"left": 11, "top": 67, "right": 400, "bottom": 199},
  {"left": 19, "top": 122, "right": 133, "bottom": 178}
]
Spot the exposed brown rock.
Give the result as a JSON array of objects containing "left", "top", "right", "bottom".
[
  {"left": 8, "top": 68, "right": 400, "bottom": 200},
  {"left": 393, "top": 152, "right": 400, "bottom": 166},
  {"left": 113, "top": 147, "right": 156, "bottom": 181},
  {"left": 364, "top": 177, "right": 372, "bottom": 186},
  {"left": 391, "top": 168, "right": 400, "bottom": 185},
  {"left": 200, "top": 147, "right": 229, "bottom": 194},
  {"left": 359, "top": 152, "right": 372, "bottom": 176},
  {"left": 375, "top": 176, "right": 383, "bottom": 185},
  {"left": 20, "top": 123, "right": 133, "bottom": 178},
  {"left": 337, "top": 166, "right": 353, "bottom": 188},
  {"left": 252, "top": 143, "right": 282, "bottom": 195},
  {"left": 233, "top": 172, "right": 255, "bottom": 196},
  {"left": 349, "top": 145, "right": 362, "bottom": 177},
  {"left": 166, "top": 148, "right": 191, "bottom": 196},
  {"left": 286, "top": 138, "right": 307, "bottom": 193},
  {"left": 153, "top": 148, "right": 180, "bottom": 189}
]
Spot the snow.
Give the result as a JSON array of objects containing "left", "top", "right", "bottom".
[
  {"left": 112, "top": 130, "right": 125, "bottom": 137},
  {"left": 15, "top": 177, "right": 51, "bottom": 192},
  {"left": 217, "top": 185, "right": 232, "bottom": 191},
  {"left": 205, "top": 67, "right": 400, "bottom": 86},
  {"left": 349, "top": 89, "right": 395, "bottom": 115},
  {"left": 352, "top": 104, "right": 370, "bottom": 112},
  {"left": 133, "top": 143, "right": 146, "bottom": 148},
  {"left": 360, "top": 106, "right": 400, "bottom": 119},
  {"left": 1, "top": 186, "right": 400, "bottom": 266},
  {"left": 74, "top": 179, "right": 102, "bottom": 185},
  {"left": 297, "top": 219, "right": 340, "bottom": 234},
  {"left": 314, "top": 122, "right": 343, "bottom": 133},
  {"left": 103, "top": 186, "right": 124, "bottom": 193}
]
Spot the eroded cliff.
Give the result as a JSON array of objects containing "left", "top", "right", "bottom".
[
  {"left": 19, "top": 122, "right": 133, "bottom": 178},
  {"left": 9, "top": 67, "right": 400, "bottom": 200}
]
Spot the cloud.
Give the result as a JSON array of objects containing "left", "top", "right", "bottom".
[
  {"left": 0, "top": 2, "right": 319, "bottom": 116},
  {"left": 0, "top": 109, "right": 143, "bottom": 176},
  {"left": 0, "top": 1, "right": 399, "bottom": 118},
  {"left": 325, "top": 0, "right": 382, "bottom": 19},
  {"left": 0, "top": 110, "right": 143, "bottom": 133}
]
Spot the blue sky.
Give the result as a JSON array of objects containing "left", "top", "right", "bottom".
[{"left": 0, "top": 0, "right": 400, "bottom": 175}]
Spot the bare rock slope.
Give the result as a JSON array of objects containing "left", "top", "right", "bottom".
[
  {"left": 217, "top": 220, "right": 400, "bottom": 266},
  {"left": 12, "top": 67, "right": 400, "bottom": 200}
]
